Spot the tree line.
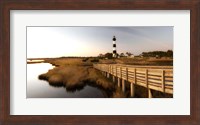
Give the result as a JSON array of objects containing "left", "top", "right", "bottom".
[
  {"left": 141, "top": 50, "right": 173, "bottom": 57},
  {"left": 98, "top": 50, "right": 173, "bottom": 59}
]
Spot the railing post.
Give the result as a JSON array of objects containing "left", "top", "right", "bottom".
[
  {"left": 146, "top": 69, "right": 152, "bottom": 98},
  {"left": 104, "top": 66, "right": 106, "bottom": 76},
  {"left": 120, "top": 67, "right": 122, "bottom": 79},
  {"left": 126, "top": 67, "right": 128, "bottom": 81},
  {"left": 118, "top": 77, "right": 121, "bottom": 87},
  {"left": 130, "top": 82, "right": 135, "bottom": 97},
  {"left": 148, "top": 89, "right": 152, "bottom": 98},
  {"left": 112, "top": 66, "right": 115, "bottom": 83},
  {"left": 130, "top": 68, "right": 136, "bottom": 97},
  {"left": 107, "top": 65, "right": 110, "bottom": 78},
  {"left": 134, "top": 68, "right": 136, "bottom": 84},
  {"left": 118, "top": 67, "right": 122, "bottom": 87},
  {"left": 122, "top": 79, "right": 125, "bottom": 93},
  {"left": 112, "top": 65, "right": 113, "bottom": 75},
  {"left": 161, "top": 70, "right": 165, "bottom": 93},
  {"left": 122, "top": 67, "right": 127, "bottom": 93},
  {"left": 116, "top": 66, "right": 117, "bottom": 77}
]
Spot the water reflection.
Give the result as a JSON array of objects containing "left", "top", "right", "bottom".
[
  {"left": 44, "top": 78, "right": 111, "bottom": 96},
  {"left": 47, "top": 81, "right": 85, "bottom": 92},
  {"left": 27, "top": 63, "right": 107, "bottom": 98}
]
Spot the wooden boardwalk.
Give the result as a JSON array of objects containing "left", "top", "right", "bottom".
[{"left": 93, "top": 64, "right": 173, "bottom": 98}]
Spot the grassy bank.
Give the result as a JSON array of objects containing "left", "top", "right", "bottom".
[{"left": 39, "top": 66, "right": 114, "bottom": 90}]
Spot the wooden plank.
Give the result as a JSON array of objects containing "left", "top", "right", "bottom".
[
  {"left": 165, "top": 81, "right": 173, "bottom": 85},
  {"left": 148, "top": 79, "right": 161, "bottom": 84},
  {"left": 136, "top": 70, "right": 146, "bottom": 74},
  {"left": 148, "top": 72, "right": 161, "bottom": 76},
  {"left": 136, "top": 73, "right": 145, "bottom": 77},
  {"left": 165, "top": 77, "right": 173, "bottom": 81},
  {"left": 148, "top": 82, "right": 161, "bottom": 87},
  {"left": 128, "top": 70, "right": 134, "bottom": 73},
  {"left": 136, "top": 81, "right": 146, "bottom": 87},
  {"left": 128, "top": 75, "right": 135, "bottom": 79},
  {"left": 165, "top": 88, "right": 173, "bottom": 94},
  {"left": 165, "top": 72, "right": 173, "bottom": 77},
  {"left": 165, "top": 85, "right": 173, "bottom": 89},
  {"left": 148, "top": 75, "right": 161, "bottom": 80},
  {"left": 136, "top": 76, "right": 146, "bottom": 81},
  {"left": 136, "top": 79, "right": 146, "bottom": 84},
  {"left": 128, "top": 78, "right": 134, "bottom": 83},
  {"left": 148, "top": 85, "right": 163, "bottom": 92}
]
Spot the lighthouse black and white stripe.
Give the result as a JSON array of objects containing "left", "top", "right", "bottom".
[{"left": 112, "top": 36, "right": 117, "bottom": 58}]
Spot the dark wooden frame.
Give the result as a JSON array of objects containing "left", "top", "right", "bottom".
[{"left": 0, "top": 0, "right": 199, "bottom": 125}]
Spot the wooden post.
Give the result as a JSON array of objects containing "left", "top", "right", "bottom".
[
  {"left": 107, "top": 72, "right": 109, "bottom": 78},
  {"left": 117, "top": 67, "right": 122, "bottom": 87},
  {"left": 126, "top": 67, "right": 128, "bottom": 81},
  {"left": 122, "top": 79, "right": 125, "bottom": 92},
  {"left": 161, "top": 70, "right": 165, "bottom": 93},
  {"left": 118, "top": 77, "right": 121, "bottom": 87},
  {"left": 148, "top": 89, "right": 152, "bottom": 98},
  {"left": 109, "top": 65, "right": 110, "bottom": 73},
  {"left": 107, "top": 65, "right": 109, "bottom": 78},
  {"left": 146, "top": 69, "right": 152, "bottom": 98},
  {"left": 116, "top": 66, "right": 118, "bottom": 77},
  {"left": 134, "top": 68, "right": 136, "bottom": 84},
  {"left": 112, "top": 65, "right": 113, "bottom": 75},
  {"left": 113, "top": 76, "right": 115, "bottom": 83},
  {"left": 130, "top": 82, "right": 135, "bottom": 97},
  {"left": 112, "top": 65, "right": 115, "bottom": 82},
  {"left": 120, "top": 67, "right": 122, "bottom": 79},
  {"left": 145, "top": 69, "right": 148, "bottom": 88}
]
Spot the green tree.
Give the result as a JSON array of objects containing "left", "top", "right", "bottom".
[
  {"left": 104, "top": 53, "right": 113, "bottom": 59},
  {"left": 166, "top": 50, "right": 173, "bottom": 57},
  {"left": 126, "top": 52, "right": 133, "bottom": 57},
  {"left": 120, "top": 53, "right": 125, "bottom": 57}
]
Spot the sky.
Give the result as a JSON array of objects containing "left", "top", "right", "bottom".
[{"left": 27, "top": 27, "right": 173, "bottom": 58}]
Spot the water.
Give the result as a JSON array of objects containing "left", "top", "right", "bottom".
[{"left": 27, "top": 63, "right": 107, "bottom": 98}]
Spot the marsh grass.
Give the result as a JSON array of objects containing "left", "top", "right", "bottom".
[
  {"left": 39, "top": 65, "right": 115, "bottom": 92},
  {"left": 99, "top": 57, "right": 173, "bottom": 66},
  {"left": 37, "top": 57, "right": 172, "bottom": 98}
]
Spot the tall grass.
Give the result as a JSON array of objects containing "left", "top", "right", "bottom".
[
  {"left": 38, "top": 57, "right": 173, "bottom": 98},
  {"left": 39, "top": 65, "right": 115, "bottom": 91}
]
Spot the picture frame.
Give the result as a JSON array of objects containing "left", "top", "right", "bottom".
[{"left": 0, "top": 0, "right": 199, "bottom": 125}]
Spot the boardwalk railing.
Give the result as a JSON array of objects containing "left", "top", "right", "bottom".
[{"left": 93, "top": 64, "right": 173, "bottom": 98}]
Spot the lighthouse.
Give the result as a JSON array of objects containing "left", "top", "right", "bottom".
[{"left": 113, "top": 36, "right": 117, "bottom": 58}]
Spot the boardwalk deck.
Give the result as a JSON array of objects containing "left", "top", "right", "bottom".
[{"left": 93, "top": 64, "right": 173, "bottom": 98}]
